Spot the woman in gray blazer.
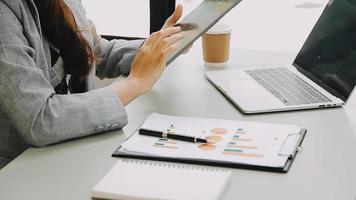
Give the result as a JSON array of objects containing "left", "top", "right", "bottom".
[{"left": 0, "top": 0, "right": 184, "bottom": 168}]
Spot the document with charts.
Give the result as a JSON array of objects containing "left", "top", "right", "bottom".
[{"left": 113, "top": 113, "right": 306, "bottom": 172}]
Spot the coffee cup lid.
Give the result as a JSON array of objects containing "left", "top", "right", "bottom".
[{"left": 206, "top": 24, "right": 232, "bottom": 34}]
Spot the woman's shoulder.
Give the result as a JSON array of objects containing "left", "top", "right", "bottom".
[
  {"left": 0, "top": 0, "right": 23, "bottom": 17},
  {"left": 0, "top": 0, "right": 31, "bottom": 30}
]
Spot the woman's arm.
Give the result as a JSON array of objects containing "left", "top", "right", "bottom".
[
  {"left": 112, "top": 25, "right": 183, "bottom": 105},
  {"left": 94, "top": 37, "right": 145, "bottom": 79},
  {"left": 0, "top": 2, "right": 128, "bottom": 147}
]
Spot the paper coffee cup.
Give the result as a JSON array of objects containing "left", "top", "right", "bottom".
[{"left": 202, "top": 24, "right": 232, "bottom": 67}]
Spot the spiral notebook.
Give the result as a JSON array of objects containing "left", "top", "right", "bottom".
[{"left": 92, "top": 159, "right": 231, "bottom": 200}]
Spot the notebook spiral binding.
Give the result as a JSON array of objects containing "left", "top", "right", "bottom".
[{"left": 121, "top": 159, "right": 229, "bottom": 173}]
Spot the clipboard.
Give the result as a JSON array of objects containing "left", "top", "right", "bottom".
[{"left": 112, "top": 114, "right": 307, "bottom": 173}]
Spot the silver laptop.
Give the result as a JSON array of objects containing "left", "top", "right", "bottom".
[{"left": 205, "top": 1, "right": 356, "bottom": 114}]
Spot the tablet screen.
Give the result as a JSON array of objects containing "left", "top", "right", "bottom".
[{"left": 167, "top": 0, "right": 242, "bottom": 65}]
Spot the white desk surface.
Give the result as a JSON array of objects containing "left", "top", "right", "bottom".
[
  {"left": 1, "top": 1, "right": 356, "bottom": 200},
  {"left": 1, "top": 44, "right": 356, "bottom": 200}
]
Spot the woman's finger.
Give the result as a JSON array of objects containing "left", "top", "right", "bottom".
[
  {"left": 158, "top": 32, "right": 184, "bottom": 50},
  {"left": 141, "top": 31, "right": 160, "bottom": 48},
  {"left": 163, "top": 4, "right": 183, "bottom": 28},
  {"left": 148, "top": 26, "right": 181, "bottom": 49},
  {"left": 161, "top": 43, "right": 181, "bottom": 61}
]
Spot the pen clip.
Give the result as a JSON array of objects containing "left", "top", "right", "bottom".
[
  {"left": 162, "top": 130, "right": 169, "bottom": 138},
  {"left": 163, "top": 129, "right": 176, "bottom": 138}
]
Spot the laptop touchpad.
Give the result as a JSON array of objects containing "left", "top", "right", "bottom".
[{"left": 217, "top": 79, "right": 285, "bottom": 112}]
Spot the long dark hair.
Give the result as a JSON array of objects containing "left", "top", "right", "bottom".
[{"left": 33, "top": 0, "right": 94, "bottom": 79}]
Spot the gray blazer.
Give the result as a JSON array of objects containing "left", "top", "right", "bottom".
[{"left": 0, "top": 0, "right": 144, "bottom": 168}]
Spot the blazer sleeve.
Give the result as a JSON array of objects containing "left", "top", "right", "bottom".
[
  {"left": 0, "top": 3, "right": 128, "bottom": 147},
  {"left": 95, "top": 36, "right": 144, "bottom": 79}
]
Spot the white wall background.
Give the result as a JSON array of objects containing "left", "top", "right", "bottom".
[{"left": 82, "top": 0, "right": 329, "bottom": 52}]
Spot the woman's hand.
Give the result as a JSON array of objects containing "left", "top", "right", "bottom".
[
  {"left": 111, "top": 6, "right": 185, "bottom": 106},
  {"left": 128, "top": 26, "right": 183, "bottom": 94},
  {"left": 163, "top": 4, "right": 192, "bottom": 54}
]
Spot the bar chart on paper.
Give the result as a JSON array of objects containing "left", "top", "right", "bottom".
[
  {"left": 154, "top": 138, "right": 178, "bottom": 149},
  {"left": 149, "top": 126, "right": 264, "bottom": 159}
]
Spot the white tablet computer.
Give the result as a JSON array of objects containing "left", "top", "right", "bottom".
[{"left": 167, "top": 0, "right": 242, "bottom": 65}]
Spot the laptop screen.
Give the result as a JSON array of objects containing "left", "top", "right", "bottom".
[{"left": 293, "top": 0, "right": 356, "bottom": 101}]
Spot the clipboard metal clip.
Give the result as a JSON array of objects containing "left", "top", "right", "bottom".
[
  {"left": 296, "top": 146, "right": 302, "bottom": 152},
  {"left": 278, "top": 133, "right": 301, "bottom": 158}
]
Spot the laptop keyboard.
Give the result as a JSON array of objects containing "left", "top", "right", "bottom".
[{"left": 245, "top": 67, "right": 332, "bottom": 106}]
